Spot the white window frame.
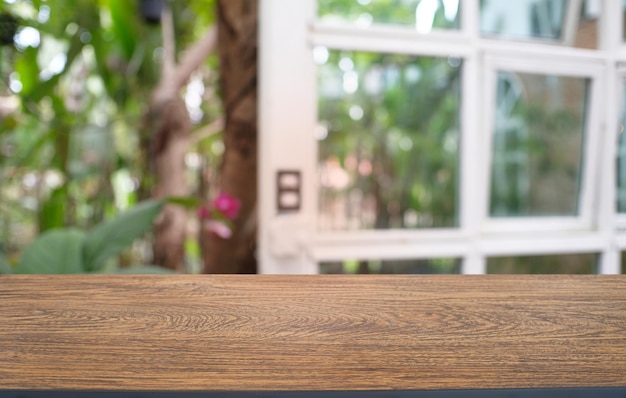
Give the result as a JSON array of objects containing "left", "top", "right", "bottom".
[
  {"left": 259, "top": 0, "right": 624, "bottom": 275},
  {"left": 480, "top": 54, "right": 604, "bottom": 234}
]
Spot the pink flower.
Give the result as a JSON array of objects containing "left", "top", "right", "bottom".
[
  {"left": 206, "top": 220, "right": 232, "bottom": 239},
  {"left": 212, "top": 192, "right": 241, "bottom": 220}
]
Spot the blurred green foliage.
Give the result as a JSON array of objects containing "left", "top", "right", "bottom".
[
  {"left": 0, "top": 198, "right": 176, "bottom": 274},
  {"left": 0, "top": 0, "right": 218, "bottom": 268}
]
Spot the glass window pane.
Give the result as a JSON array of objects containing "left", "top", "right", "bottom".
[
  {"left": 489, "top": 71, "right": 589, "bottom": 218},
  {"left": 481, "top": 0, "right": 567, "bottom": 41},
  {"left": 317, "top": 50, "right": 461, "bottom": 230},
  {"left": 480, "top": 0, "right": 599, "bottom": 48},
  {"left": 618, "top": 83, "right": 626, "bottom": 213},
  {"left": 318, "top": 0, "right": 460, "bottom": 31},
  {"left": 320, "top": 258, "right": 461, "bottom": 274},
  {"left": 487, "top": 253, "right": 598, "bottom": 274},
  {"left": 575, "top": 0, "right": 600, "bottom": 49},
  {"left": 621, "top": 252, "right": 626, "bottom": 274}
]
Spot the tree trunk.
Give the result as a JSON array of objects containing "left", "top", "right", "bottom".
[
  {"left": 150, "top": 98, "right": 191, "bottom": 271},
  {"left": 145, "top": 4, "right": 217, "bottom": 272},
  {"left": 203, "top": 0, "right": 257, "bottom": 274}
]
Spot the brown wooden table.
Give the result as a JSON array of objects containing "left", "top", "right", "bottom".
[{"left": 0, "top": 275, "right": 625, "bottom": 391}]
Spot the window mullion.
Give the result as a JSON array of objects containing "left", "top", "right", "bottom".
[
  {"left": 600, "top": 249, "right": 621, "bottom": 274},
  {"left": 461, "top": 0, "right": 480, "bottom": 39},
  {"left": 599, "top": 0, "right": 622, "bottom": 53}
]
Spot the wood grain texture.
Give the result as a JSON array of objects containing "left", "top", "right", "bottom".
[{"left": 0, "top": 275, "right": 625, "bottom": 391}]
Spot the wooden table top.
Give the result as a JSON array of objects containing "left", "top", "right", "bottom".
[{"left": 0, "top": 275, "right": 625, "bottom": 391}]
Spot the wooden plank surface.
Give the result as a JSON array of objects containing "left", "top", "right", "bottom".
[{"left": 0, "top": 275, "right": 625, "bottom": 391}]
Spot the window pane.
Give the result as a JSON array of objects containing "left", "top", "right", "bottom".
[
  {"left": 481, "top": 0, "right": 567, "bottom": 40},
  {"left": 618, "top": 83, "right": 626, "bottom": 213},
  {"left": 317, "top": 51, "right": 461, "bottom": 230},
  {"left": 318, "top": 0, "right": 460, "bottom": 31},
  {"left": 576, "top": 0, "right": 600, "bottom": 50},
  {"left": 320, "top": 258, "right": 460, "bottom": 274},
  {"left": 487, "top": 253, "right": 597, "bottom": 274},
  {"left": 621, "top": 252, "right": 626, "bottom": 274},
  {"left": 480, "top": 0, "right": 599, "bottom": 48},
  {"left": 489, "top": 71, "right": 589, "bottom": 218}
]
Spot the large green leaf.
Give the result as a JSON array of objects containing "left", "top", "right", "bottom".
[
  {"left": 108, "top": 0, "right": 138, "bottom": 60},
  {"left": 16, "top": 229, "right": 86, "bottom": 274},
  {"left": 39, "top": 186, "right": 67, "bottom": 232},
  {"left": 82, "top": 199, "right": 165, "bottom": 272},
  {"left": 0, "top": 253, "right": 13, "bottom": 274}
]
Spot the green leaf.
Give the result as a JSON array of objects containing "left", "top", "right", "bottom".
[
  {"left": 0, "top": 253, "right": 13, "bottom": 274},
  {"left": 90, "top": 25, "right": 116, "bottom": 99},
  {"left": 82, "top": 199, "right": 165, "bottom": 272},
  {"left": 14, "top": 46, "right": 40, "bottom": 95},
  {"left": 16, "top": 229, "right": 86, "bottom": 274},
  {"left": 108, "top": 0, "right": 138, "bottom": 60},
  {"left": 167, "top": 196, "right": 202, "bottom": 209},
  {"left": 39, "top": 186, "right": 67, "bottom": 232}
]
